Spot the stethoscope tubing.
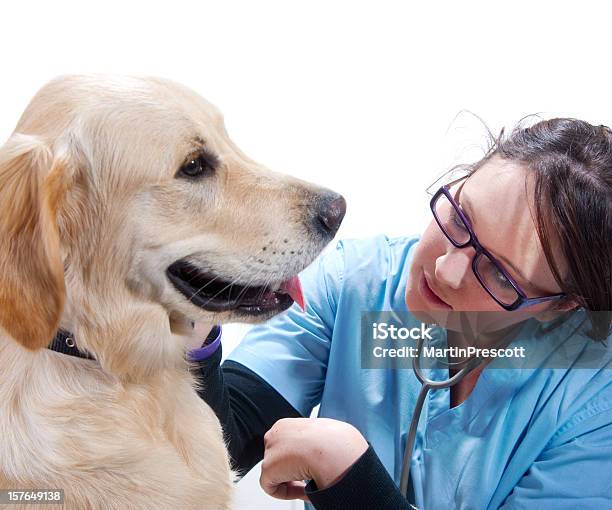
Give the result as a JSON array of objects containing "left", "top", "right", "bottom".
[{"left": 399, "top": 336, "right": 484, "bottom": 502}]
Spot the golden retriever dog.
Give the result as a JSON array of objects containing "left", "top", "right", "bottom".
[{"left": 0, "top": 75, "right": 346, "bottom": 509}]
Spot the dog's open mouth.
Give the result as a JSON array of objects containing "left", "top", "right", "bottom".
[{"left": 166, "top": 260, "right": 305, "bottom": 314}]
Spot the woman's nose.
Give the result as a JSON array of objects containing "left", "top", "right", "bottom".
[{"left": 434, "top": 247, "right": 473, "bottom": 290}]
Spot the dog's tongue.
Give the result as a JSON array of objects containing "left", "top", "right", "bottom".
[{"left": 280, "top": 276, "right": 305, "bottom": 311}]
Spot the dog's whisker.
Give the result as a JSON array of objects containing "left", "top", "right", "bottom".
[
  {"left": 233, "top": 264, "right": 270, "bottom": 304},
  {"left": 202, "top": 260, "right": 270, "bottom": 308},
  {"left": 201, "top": 278, "right": 247, "bottom": 307},
  {"left": 188, "top": 254, "right": 264, "bottom": 300},
  {"left": 200, "top": 269, "right": 260, "bottom": 307},
  {"left": 187, "top": 245, "right": 270, "bottom": 302},
  {"left": 188, "top": 274, "right": 223, "bottom": 301},
  {"left": 226, "top": 283, "right": 232, "bottom": 307}
]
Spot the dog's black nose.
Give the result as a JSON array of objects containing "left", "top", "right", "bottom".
[{"left": 315, "top": 193, "right": 346, "bottom": 237}]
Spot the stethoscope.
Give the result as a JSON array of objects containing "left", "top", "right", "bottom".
[{"left": 399, "top": 335, "right": 484, "bottom": 508}]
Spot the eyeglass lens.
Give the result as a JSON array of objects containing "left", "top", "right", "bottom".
[{"left": 432, "top": 192, "right": 519, "bottom": 306}]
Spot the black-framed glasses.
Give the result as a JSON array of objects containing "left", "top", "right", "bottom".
[{"left": 429, "top": 175, "right": 566, "bottom": 311}]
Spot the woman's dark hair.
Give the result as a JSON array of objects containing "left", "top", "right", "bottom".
[{"left": 438, "top": 117, "right": 612, "bottom": 342}]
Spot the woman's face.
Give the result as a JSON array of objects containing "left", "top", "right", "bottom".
[{"left": 405, "top": 156, "right": 570, "bottom": 330}]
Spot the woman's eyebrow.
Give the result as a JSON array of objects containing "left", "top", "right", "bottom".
[{"left": 459, "top": 192, "right": 532, "bottom": 288}]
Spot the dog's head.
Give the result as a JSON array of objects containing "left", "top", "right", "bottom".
[{"left": 0, "top": 75, "right": 345, "bottom": 363}]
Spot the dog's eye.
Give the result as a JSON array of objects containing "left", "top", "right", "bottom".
[{"left": 177, "top": 151, "right": 217, "bottom": 179}]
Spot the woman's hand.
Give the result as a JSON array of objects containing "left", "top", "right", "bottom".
[{"left": 260, "top": 417, "right": 369, "bottom": 501}]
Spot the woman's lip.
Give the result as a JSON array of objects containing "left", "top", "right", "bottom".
[{"left": 420, "top": 271, "right": 452, "bottom": 309}]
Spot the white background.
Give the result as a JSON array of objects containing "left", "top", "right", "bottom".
[{"left": 2, "top": 2, "right": 610, "bottom": 508}]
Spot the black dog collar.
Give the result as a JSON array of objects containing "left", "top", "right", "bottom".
[
  {"left": 47, "top": 329, "right": 96, "bottom": 361},
  {"left": 47, "top": 325, "right": 222, "bottom": 361}
]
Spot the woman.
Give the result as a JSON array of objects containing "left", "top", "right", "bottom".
[{"left": 189, "top": 118, "right": 611, "bottom": 509}]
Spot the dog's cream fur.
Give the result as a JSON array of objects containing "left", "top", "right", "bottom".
[{"left": 0, "top": 75, "right": 338, "bottom": 509}]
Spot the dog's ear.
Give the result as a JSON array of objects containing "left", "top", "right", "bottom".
[{"left": 0, "top": 134, "right": 71, "bottom": 350}]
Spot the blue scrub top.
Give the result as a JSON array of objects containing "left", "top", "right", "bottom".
[{"left": 227, "top": 235, "right": 612, "bottom": 509}]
